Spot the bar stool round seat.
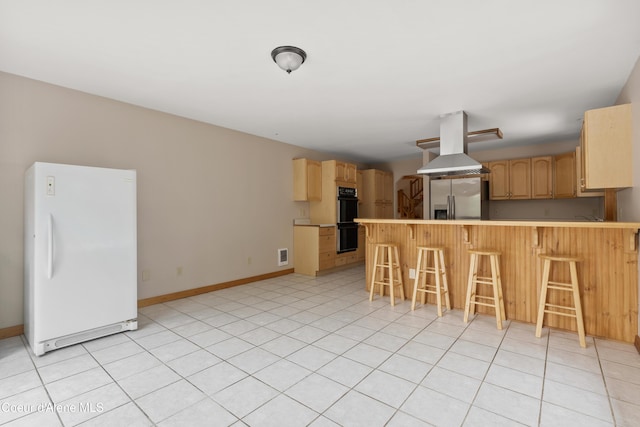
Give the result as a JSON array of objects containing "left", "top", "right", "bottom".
[
  {"left": 535, "top": 254, "right": 586, "bottom": 348},
  {"left": 411, "top": 246, "right": 451, "bottom": 316},
  {"left": 369, "top": 243, "right": 405, "bottom": 306},
  {"left": 463, "top": 249, "right": 506, "bottom": 329}
]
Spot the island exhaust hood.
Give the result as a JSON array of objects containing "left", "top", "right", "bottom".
[{"left": 417, "top": 111, "right": 491, "bottom": 176}]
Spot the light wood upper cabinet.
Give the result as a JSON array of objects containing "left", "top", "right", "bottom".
[
  {"left": 488, "top": 160, "right": 509, "bottom": 200},
  {"left": 489, "top": 159, "right": 530, "bottom": 200},
  {"left": 293, "top": 158, "right": 321, "bottom": 201},
  {"left": 581, "top": 103, "right": 632, "bottom": 190},
  {"left": 553, "top": 152, "right": 576, "bottom": 199},
  {"left": 509, "top": 158, "right": 531, "bottom": 199},
  {"left": 334, "top": 161, "right": 357, "bottom": 184},
  {"left": 575, "top": 146, "right": 604, "bottom": 198},
  {"left": 531, "top": 156, "right": 553, "bottom": 199},
  {"left": 356, "top": 170, "right": 363, "bottom": 203}
]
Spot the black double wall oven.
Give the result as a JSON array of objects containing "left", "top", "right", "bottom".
[{"left": 337, "top": 186, "right": 358, "bottom": 253}]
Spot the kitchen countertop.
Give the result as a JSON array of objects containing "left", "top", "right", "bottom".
[{"left": 355, "top": 218, "right": 640, "bottom": 229}]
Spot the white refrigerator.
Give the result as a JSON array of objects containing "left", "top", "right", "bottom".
[{"left": 24, "top": 162, "right": 138, "bottom": 356}]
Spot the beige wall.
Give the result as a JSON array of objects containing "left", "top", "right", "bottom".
[
  {"left": 0, "top": 71, "right": 325, "bottom": 329},
  {"left": 615, "top": 55, "right": 640, "bottom": 337},
  {"left": 616, "top": 57, "right": 640, "bottom": 221}
]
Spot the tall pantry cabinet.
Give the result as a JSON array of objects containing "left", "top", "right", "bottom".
[{"left": 360, "top": 169, "right": 394, "bottom": 219}]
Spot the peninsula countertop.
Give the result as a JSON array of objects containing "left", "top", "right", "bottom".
[{"left": 355, "top": 218, "right": 640, "bottom": 229}]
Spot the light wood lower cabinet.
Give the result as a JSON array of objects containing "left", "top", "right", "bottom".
[
  {"left": 294, "top": 225, "right": 363, "bottom": 276},
  {"left": 356, "top": 226, "right": 365, "bottom": 262},
  {"left": 293, "top": 226, "right": 336, "bottom": 276}
]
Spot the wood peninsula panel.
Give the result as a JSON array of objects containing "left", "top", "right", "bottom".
[{"left": 357, "top": 219, "right": 640, "bottom": 342}]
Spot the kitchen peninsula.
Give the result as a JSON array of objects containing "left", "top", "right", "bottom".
[{"left": 356, "top": 218, "right": 640, "bottom": 343}]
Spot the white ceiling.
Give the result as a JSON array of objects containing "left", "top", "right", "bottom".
[{"left": 1, "top": 1, "right": 639, "bottom": 164}]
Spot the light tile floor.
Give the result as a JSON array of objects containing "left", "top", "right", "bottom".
[{"left": 1, "top": 265, "right": 640, "bottom": 426}]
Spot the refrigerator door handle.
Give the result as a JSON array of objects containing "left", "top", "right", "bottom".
[
  {"left": 447, "top": 195, "right": 451, "bottom": 220},
  {"left": 451, "top": 195, "right": 456, "bottom": 219},
  {"left": 47, "top": 213, "right": 53, "bottom": 279}
]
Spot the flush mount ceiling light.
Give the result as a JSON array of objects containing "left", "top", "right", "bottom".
[{"left": 271, "top": 46, "right": 306, "bottom": 74}]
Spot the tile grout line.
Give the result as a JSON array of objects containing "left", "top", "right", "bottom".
[
  {"left": 460, "top": 316, "right": 513, "bottom": 426},
  {"left": 594, "top": 337, "right": 619, "bottom": 426},
  {"left": 537, "top": 325, "right": 551, "bottom": 427}
]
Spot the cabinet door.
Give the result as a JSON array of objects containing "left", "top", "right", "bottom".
[
  {"left": 531, "top": 156, "right": 553, "bottom": 199},
  {"left": 307, "top": 160, "right": 322, "bottom": 201},
  {"left": 293, "top": 158, "right": 321, "bottom": 201},
  {"left": 553, "top": 152, "right": 575, "bottom": 199},
  {"left": 334, "top": 161, "right": 347, "bottom": 182},
  {"left": 383, "top": 172, "right": 393, "bottom": 203},
  {"left": 345, "top": 163, "right": 357, "bottom": 184},
  {"left": 356, "top": 227, "right": 366, "bottom": 262},
  {"left": 582, "top": 104, "right": 632, "bottom": 189},
  {"left": 575, "top": 147, "right": 604, "bottom": 198},
  {"left": 334, "top": 162, "right": 357, "bottom": 184},
  {"left": 383, "top": 202, "right": 394, "bottom": 219},
  {"left": 374, "top": 170, "right": 385, "bottom": 202},
  {"left": 488, "top": 161, "right": 509, "bottom": 200},
  {"left": 356, "top": 170, "right": 363, "bottom": 201},
  {"left": 359, "top": 202, "right": 373, "bottom": 218},
  {"left": 509, "top": 158, "right": 531, "bottom": 199}
]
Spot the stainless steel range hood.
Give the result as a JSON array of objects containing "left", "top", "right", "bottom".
[{"left": 417, "top": 111, "right": 489, "bottom": 176}]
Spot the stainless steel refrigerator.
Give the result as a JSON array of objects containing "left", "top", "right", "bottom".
[{"left": 430, "top": 177, "right": 489, "bottom": 220}]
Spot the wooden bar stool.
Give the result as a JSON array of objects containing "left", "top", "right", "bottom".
[
  {"left": 463, "top": 249, "right": 506, "bottom": 329},
  {"left": 535, "top": 254, "right": 586, "bottom": 348},
  {"left": 411, "top": 246, "right": 451, "bottom": 316},
  {"left": 369, "top": 243, "right": 405, "bottom": 306}
]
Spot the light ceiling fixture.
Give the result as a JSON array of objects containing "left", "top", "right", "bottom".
[
  {"left": 416, "top": 128, "right": 503, "bottom": 150},
  {"left": 271, "top": 46, "right": 307, "bottom": 74}
]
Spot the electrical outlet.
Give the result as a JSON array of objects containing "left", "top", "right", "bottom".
[
  {"left": 247, "top": 257, "right": 252, "bottom": 265},
  {"left": 142, "top": 270, "right": 150, "bottom": 281},
  {"left": 409, "top": 268, "right": 416, "bottom": 279},
  {"left": 176, "top": 266, "right": 183, "bottom": 276}
]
